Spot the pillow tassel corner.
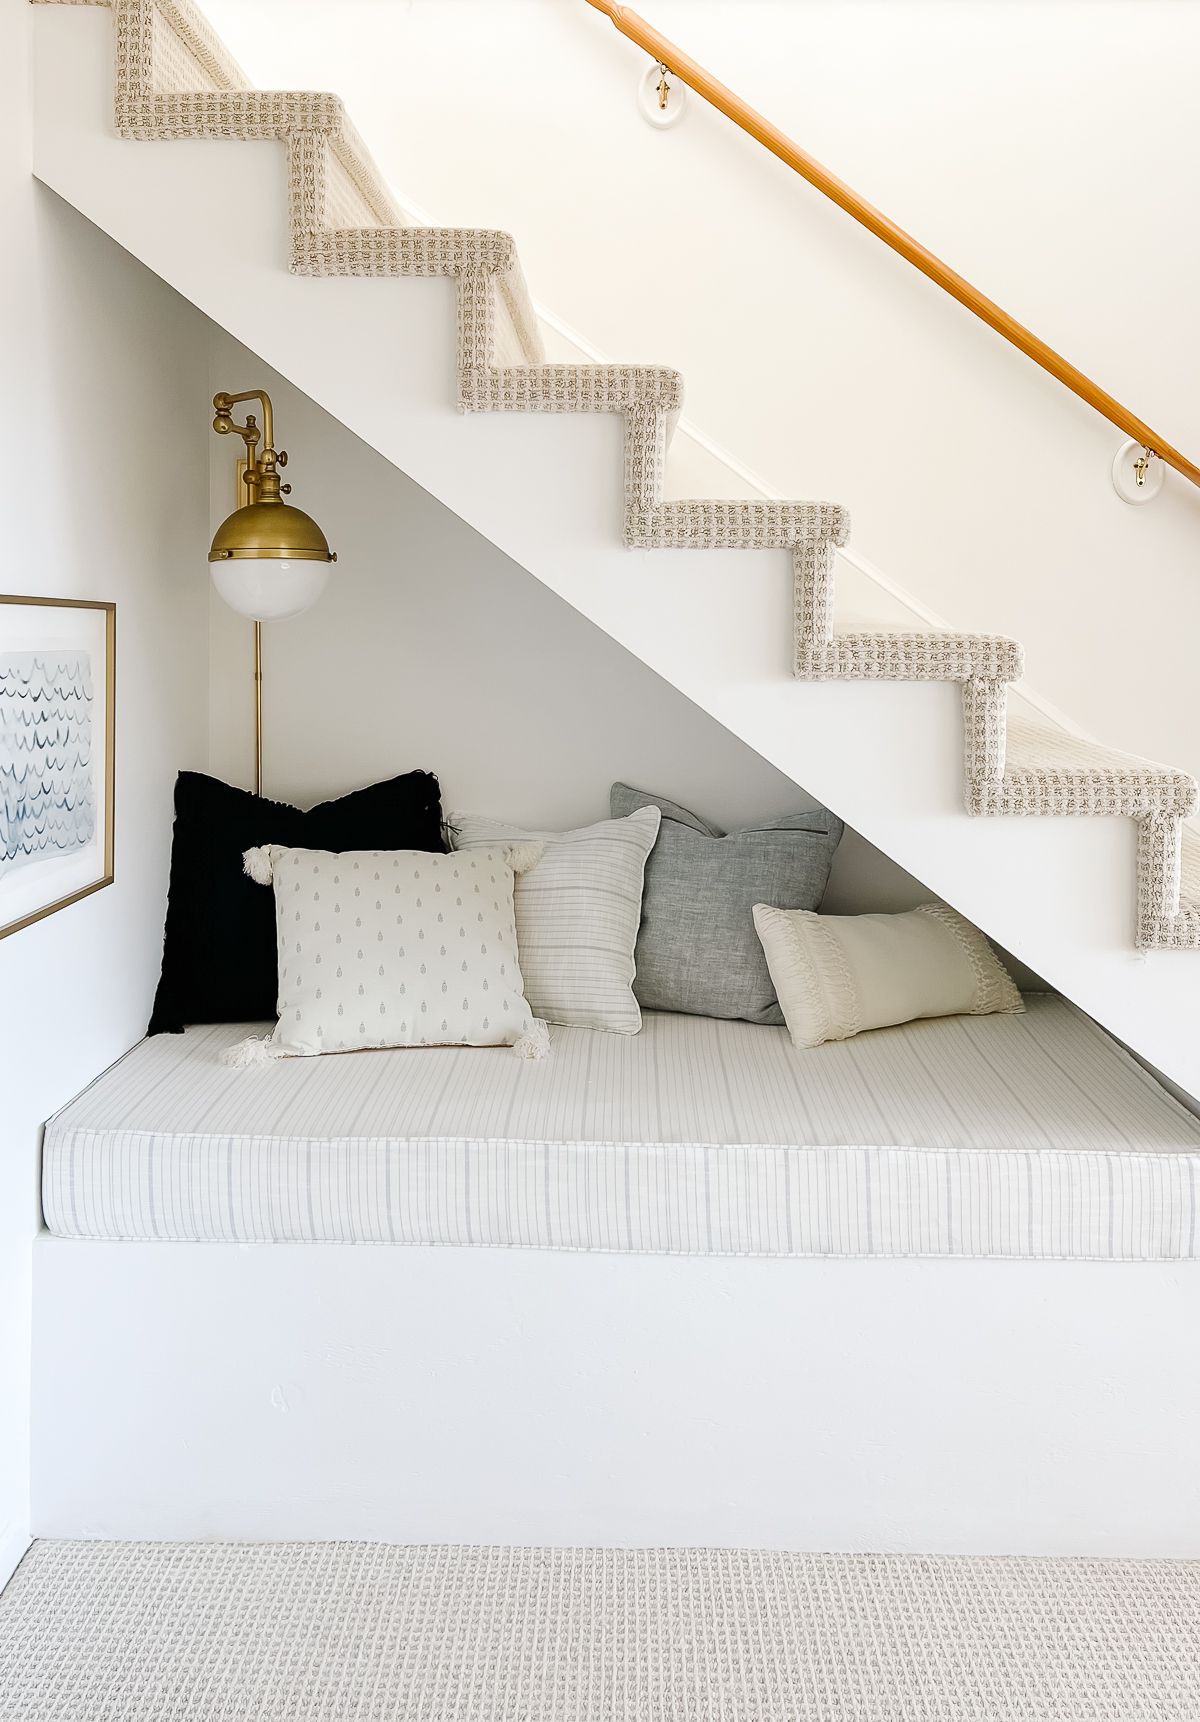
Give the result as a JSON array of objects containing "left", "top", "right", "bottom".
[
  {"left": 505, "top": 840, "right": 546, "bottom": 877},
  {"left": 242, "top": 845, "right": 275, "bottom": 887},
  {"left": 512, "top": 1018, "right": 551, "bottom": 1061},
  {"left": 221, "top": 1034, "right": 283, "bottom": 1069}
]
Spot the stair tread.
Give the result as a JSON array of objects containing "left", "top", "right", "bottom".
[
  {"left": 1005, "top": 717, "right": 1197, "bottom": 788},
  {"left": 831, "top": 626, "right": 1016, "bottom": 642}
]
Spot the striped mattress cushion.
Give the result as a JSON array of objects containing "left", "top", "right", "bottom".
[{"left": 41, "top": 996, "right": 1200, "bottom": 1260}]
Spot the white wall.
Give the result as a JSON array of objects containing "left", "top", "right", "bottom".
[
  {"left": 208, "top": 329, "right": 944, "bottom": 921},
  {"left": 202, "top": 0, "right": 1200, "bottom": 788},
  {"left": 0, "top": 5, "right": 211, "bottom": 1587}
]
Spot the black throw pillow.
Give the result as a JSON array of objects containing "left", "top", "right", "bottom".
[{"left": 148, "top": 769, "right": 446, "bottom": 1033}]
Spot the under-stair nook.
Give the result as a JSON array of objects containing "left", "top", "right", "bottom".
[{"left": 4, "top": 1, "right": 1200, "bottom": 1715}]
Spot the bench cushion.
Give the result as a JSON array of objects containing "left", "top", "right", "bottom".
[{"left": 42, "top": 996, "right": 1200, "bottom": 1259}]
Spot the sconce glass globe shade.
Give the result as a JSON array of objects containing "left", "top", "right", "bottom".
[
  {"left": 208, "top": 498, "right": 335, "bottom": 621},
  {"left": 210, "top": 557, "right": 331, "bottom": 621}
]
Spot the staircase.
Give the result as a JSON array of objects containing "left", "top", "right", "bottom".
[{"left": 29, "top": 0, "right": 1200, "bottom": 1093}]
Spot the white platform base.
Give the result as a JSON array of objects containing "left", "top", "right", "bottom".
[{"left": 31, "top": 1236, "right": 1200, "bottom": 1556}]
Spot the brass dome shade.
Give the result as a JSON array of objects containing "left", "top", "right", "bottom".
[
  {"left": 208, "top": 497, "right": 335, "bottom": 563},
  {"left": 207, "top": 386, "right": 336, "bottom": 566}
]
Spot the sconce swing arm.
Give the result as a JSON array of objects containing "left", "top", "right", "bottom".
[
  {"left": 208, "top": 387, "right": 336, "bottom": 565},
  {"left": 211, "top": 389, "right": 291, "bottom": 514}
]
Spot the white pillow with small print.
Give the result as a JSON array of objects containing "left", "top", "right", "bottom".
[{"left": 227, "top": 843, "right": 548, "bottom": 1063}]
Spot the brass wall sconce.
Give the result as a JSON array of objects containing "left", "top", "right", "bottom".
[{"left": 208, "top": 388, "right": 336, "bottom": 794}]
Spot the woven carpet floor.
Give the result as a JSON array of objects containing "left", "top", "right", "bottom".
[{"left": 1, "top": 1542, "right": 1198, "bottom": 1721}]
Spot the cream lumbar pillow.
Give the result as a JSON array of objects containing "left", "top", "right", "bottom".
[
  {"left": 752, "top": 901, "right": 1024, "bottom": 1050},
  {"left": 451, "top": 806, "right": 661, "bottom": 1034},
  {"left": 226, "top": 844, "right": 549, "bottom": 1063}
]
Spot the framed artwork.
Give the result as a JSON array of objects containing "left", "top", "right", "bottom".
[{"left": 0, "top": 595, "right": 116, "bottom": 940}]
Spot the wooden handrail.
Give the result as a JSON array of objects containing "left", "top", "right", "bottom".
[{"left": 585, "top": 0, "right": 1200, "bottom": 490}]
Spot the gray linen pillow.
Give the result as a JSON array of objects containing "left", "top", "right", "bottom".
[{"left": 611, "top": 783, "right": 843, "bottom": 1024}]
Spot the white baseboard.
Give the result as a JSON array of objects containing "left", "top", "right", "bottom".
[{"left": 0, "top": 1521, "right": 32, "bottom": 1595}]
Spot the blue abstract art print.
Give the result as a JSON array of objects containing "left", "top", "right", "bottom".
[
  {"left": 0, "top": 598, "right": 115, "bottom": 938},
  {"left": 0, "top": 652, "right": 96, "bottom": 874}
]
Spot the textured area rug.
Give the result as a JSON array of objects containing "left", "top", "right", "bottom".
[{"left": 1, "top": 1541, "right": 1198, "bottom": 1720}]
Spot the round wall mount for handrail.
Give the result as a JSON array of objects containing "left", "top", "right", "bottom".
[
  {"left": 1112, "top": 439, "right": 1165, "bottom": 505},
  {"left": 638, "top": 59, "right": 687, "bottom": 128}
]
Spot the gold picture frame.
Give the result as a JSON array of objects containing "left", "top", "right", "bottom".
[{"left": 0, "top": 595, "right": 116, "bottom": 939}]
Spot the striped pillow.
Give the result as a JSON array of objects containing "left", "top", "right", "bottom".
[{"left": 452, "top": 807, "right": 661, "bottom": 1033}]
